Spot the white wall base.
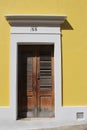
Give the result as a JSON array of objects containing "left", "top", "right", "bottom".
[
  {"left": 0, "top": 118, "right": 87, "bottom": 130},
  {"left": 0, "top": 106, "right": 87, "bottom": 126},
  {"left": 0, "top": 107, "right": 12, "bottom": 120}
]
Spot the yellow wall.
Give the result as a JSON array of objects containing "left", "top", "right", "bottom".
[{"left": 0, "top": 0, "right": 87, "bottom": 106}]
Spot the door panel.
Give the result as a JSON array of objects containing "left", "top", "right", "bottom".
[
  {"left": 40, "top": 51, "right": 52, "bottom": 90},
  {"left": 37, "top": 46, "right": 54, "bottom": 117},
  {"left": 18, "top": 45, "right": 54, "bottom": 119},
  {"left": 18, "top": 47, "right": 36, "bottom": 118}
]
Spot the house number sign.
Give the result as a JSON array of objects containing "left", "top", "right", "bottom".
[{"left": 30, "top": 27, "right": 37, "bottom": 32}]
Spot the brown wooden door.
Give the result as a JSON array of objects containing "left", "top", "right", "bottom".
[{"left": 18, "top": 45, "right": 54, "bottom": 119}]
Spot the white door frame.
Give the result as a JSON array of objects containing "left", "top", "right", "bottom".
[
  {"left": 4, "top": 15, "right": 67, "bottom": 120},
  {"left": 10, "top": 26, "right": 62, "bottom": 120}
]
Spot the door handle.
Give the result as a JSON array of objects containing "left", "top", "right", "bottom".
[{"left": 37, "top": 72, "right": 40, "bottom": 80}]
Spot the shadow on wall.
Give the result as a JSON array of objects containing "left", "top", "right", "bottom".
[
  {"left": 61, "top": 19, "right": 73, "bottom": 30},
  {"left": 61, "top": 20, "right": 73, "bottom": 106}
]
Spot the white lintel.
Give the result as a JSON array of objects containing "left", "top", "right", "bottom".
[{"left": 5, "top": 15, "right": 67, "bottom": 26}]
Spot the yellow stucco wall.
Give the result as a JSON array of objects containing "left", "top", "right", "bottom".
[{"left": 0, "top": 0, "right": 87, "bottom": 106}]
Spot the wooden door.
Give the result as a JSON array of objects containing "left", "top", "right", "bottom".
[{"left": 18, "top": 45, "right": 54, "bottom": 119}]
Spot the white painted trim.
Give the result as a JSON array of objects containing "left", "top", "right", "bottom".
[
  {"left": 1, "top": 106, "right": 87, "bottom": 124},
  {"left": 11, "top": 27, "right": 61, "bottom": 34},
  {"left": 10, "top": 28, "right": 62, "bottom": 120},
  {"left": 0, "top": 26, "right": 62, "bottom": 121},
  {"left": 5, "top": 15, "right": 66, "bottom": 26}
]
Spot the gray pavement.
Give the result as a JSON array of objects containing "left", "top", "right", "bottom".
[
  {"left": 0, "top": 120, "right": 87, "bottom": 130},
  {"left": 39, "top": 124, "right": 87, "bottom": 130}
]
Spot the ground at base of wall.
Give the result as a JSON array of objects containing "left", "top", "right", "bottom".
[
  {"left": 0, "top": 120, "right": 87, "bottom": 130},
  {"left": 39, "top": 124, "right": 87, "bottom": 130}
]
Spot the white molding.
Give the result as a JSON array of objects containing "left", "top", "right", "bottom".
[
  {"left": 1, "top": 106, "right": 87, "bottom": 124},
  {"left": 11, "top": 27, "right": 61, "bottom": 34},
  {"left": 5, "top": 15, "right": 67, "bottom": 26},
  {"left": 10, "top": 29, "right": 62, "bottom": 120}
]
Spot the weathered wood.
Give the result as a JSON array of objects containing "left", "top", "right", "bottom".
[{"left": 18, "top": 45, "right": 54, "bottom": 119}]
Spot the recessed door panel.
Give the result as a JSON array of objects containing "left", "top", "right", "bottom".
[{"left": 18, "top": 45, "right": 54, "bottom": 119}]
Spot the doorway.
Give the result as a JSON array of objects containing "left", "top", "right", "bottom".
[{"left": 18, "top": 45, "right": 54, "bottom": 119}]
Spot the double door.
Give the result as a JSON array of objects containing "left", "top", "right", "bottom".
[{"left": 18, "top": 45, "right": 54, "bottom": 118}]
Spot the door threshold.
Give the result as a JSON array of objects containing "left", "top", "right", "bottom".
[{"left": 19, "top": 117, "right": 55, "bottom": 121}]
